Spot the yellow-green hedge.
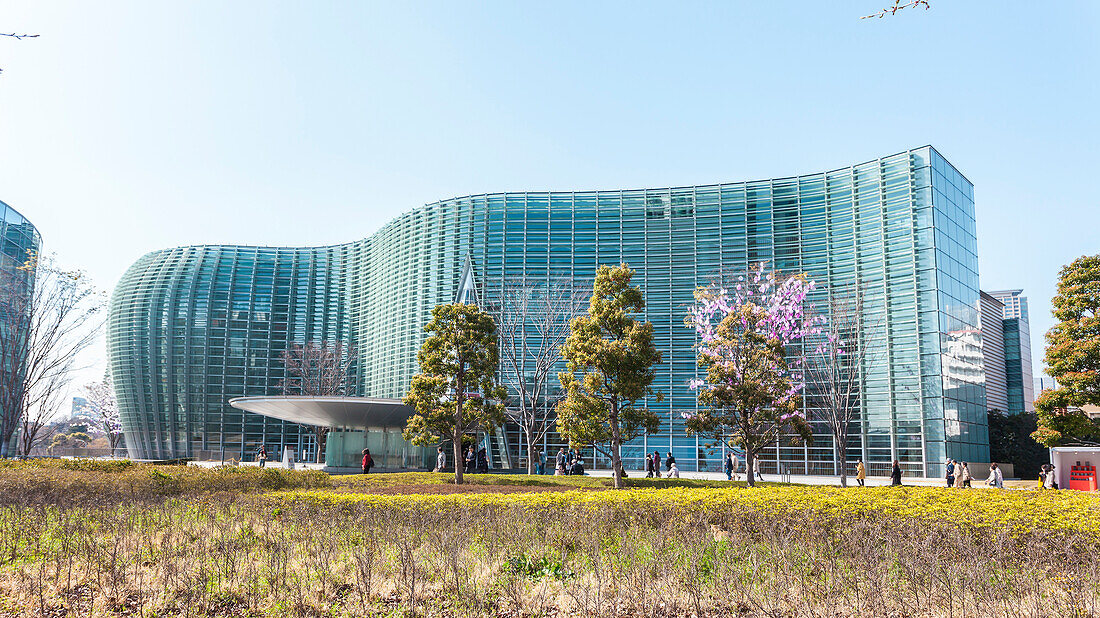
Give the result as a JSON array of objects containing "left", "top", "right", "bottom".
[{"left": 267, "top": 485, "right": 1100, "bottom": 537}]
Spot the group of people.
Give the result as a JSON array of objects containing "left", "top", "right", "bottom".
[
  {"left": 1039, "top": 463, "right": 1058, "bottom": 489},
  {"left": 554, "top": 448, "right": 586, "bottom": 475},
  {"left": 721, "top": 453, "right": 766, "bottom": 482},
  {"left": 429, "top": 445, "right": 490, "bottom": 474},
  {"left": 945, "top": 459, "right": 1004, "bottom": 488},
  {"left": 643, "top": 451, "right": 682, "bottom": 478}
]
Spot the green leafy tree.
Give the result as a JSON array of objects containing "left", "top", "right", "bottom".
[
  {"left": 1033, "top": 255, "right": 1100, "bottom": 446},
  {"left": 556, "top": 264, "right": 662, "bottom": 489},
  {"left": 987, "top": 410, "right": 1051, "bottom": 478},
  {"left": 403, "top": 303, "right": 506, "bottom": 485}
]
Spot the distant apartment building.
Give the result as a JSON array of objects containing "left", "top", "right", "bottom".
[
  {"left": 986, "top": 290, "right": 1035, "bottom": 414},
  {"left": 978, "top": 292, "right": 1008, "bottom": 412}
]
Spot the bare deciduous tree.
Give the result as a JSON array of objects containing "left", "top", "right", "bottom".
[
  {"left": 492, "top": 278, "right": 583, "bottom": 474},
  {"left": 0, "top": 252, "right": 104, "bottom": 458},
  {"left": 803, "top": 282, "right": 883, "bottom": 487},
  {"left": 280, "top": 341, "right": 356, "bottom": 464}
]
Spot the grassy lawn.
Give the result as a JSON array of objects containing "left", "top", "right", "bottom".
[{"left": 0, "top": 460, "right": 1094, "bottom": 617}]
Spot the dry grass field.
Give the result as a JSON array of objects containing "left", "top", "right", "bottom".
[{"left": 0, "top": 460, "right": 1095, "bottom": 617}]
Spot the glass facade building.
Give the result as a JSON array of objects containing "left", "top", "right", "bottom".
[
  {"left": 109, "top": 146, "right": 989, "bottom": 476},
  {"left": 0, "top": 200, "right": 42, "bottom": 456},
  {"left": 988, "top": 290, "right": 1035, "bottom": 414}
]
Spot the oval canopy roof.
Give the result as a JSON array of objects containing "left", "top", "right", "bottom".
[{"left": 229, "top": 396, "right": 413, "bottom": 429}]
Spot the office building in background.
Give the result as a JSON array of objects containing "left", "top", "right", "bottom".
[{"left": 988, "top": 290, "right": 1035, "bottom": 413}]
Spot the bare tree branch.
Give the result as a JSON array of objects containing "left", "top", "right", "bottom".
[
  {"left": 802, "top": 281, "right": 884, "bottom": 486},
  {"left": 0, "top": 252, "right": 105, "bottom": 458},
  {"left": 862, "top": 1, "right": 931, "bottom": 19},
  {"left": 0, "top": 33, "right": 39, "bottom": 40},
  {"left": 490, "top": 277, "right": 584, "bottom": 473},
  {"left": 280, "top": 341, "right": 356, "bottom": 464}
]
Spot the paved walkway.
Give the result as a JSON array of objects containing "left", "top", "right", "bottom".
[{"left": 587, "top": 468, "right": 950, "bottom": 487}]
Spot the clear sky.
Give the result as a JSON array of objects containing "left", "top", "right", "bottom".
[{"left": 1, "top": 2, "right": 1097, "bottom": 400}]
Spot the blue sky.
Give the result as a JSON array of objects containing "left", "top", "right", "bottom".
[{"left": 1, "top": 2, "right": 1097, "bottom": 389}]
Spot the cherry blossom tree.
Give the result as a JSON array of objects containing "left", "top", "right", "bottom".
[
  {"left": 685, "top": 264, "right": 821, "bottom": 487},
  {"left": 84, "top": 376, "right": 123, "bottom": 455}
]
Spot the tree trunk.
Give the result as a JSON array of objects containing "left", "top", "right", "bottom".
[
  {"left": 453, "top": 371, "right": 466, "bottom": 485},
  {"left": 744, "top": 445, "right": 755, "bottom": 488},
  {"left": 610, "top": 401, "right": 623, "bottom": 490},
  {"left": 526, "top": 432, "right": 537, "bottom": 475},
  {"left": 314, "top": 427, "right": 327, "bottom": 464},
  {"left": 835, "top": 424, "right": 849, "bottom": 487},
  {"left": 452, "top": 425, "right": 464, "bottom": 485}
]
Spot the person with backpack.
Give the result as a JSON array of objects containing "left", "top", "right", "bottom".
[
  {"left": 361, "top": 448, "right": 374, "bottom": 474},
  {"left": 256, "top": 445, "right": 267, "bottom": 468}
]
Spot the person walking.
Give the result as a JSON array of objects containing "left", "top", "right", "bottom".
[
  {"left": 476, "top": 447, "right": 489, "bottom": 473},
  {"left": 434, "top": 445, "right": 446, "bottom": 473},
  {"left": 855, "top": 460, "right": 866, "bottom": 487},
  {"left": 753, "top": 456, "right": 763, "bottom": 481},
  {"left": 945, "top": 459, "right": 955, "bottom": 488},
  {"left": 537, "top": 450, "right": 547, "bottom": 475},
  {"left": 555, "top": 448, "right": 566, "bottom": 475},
  {"left": 665, "top": 452, "right": 676, "bottom": 472},
  {"left": 724, "top": 453, "right": 734, "bottom": 481},
  {"left": 958, "top": 461, "right": 972, "bottom": 488},
  {"left": 890, "top": 460, "right": 903, "bottom": 486},
  {"left": 650, "top": 451, "right": 661, "bottom": 477},
  {"left": 361, "top": 448, "right": 374, "bottom": 475},
  {"left": 645, "top": 452, "right": 655, "bottom": 478},
  {"left": 986, "top": 462, "right": 1004, "bottom": 489},
  {"left": 256, "top": 445, "right": 267, "bottom": 468}
]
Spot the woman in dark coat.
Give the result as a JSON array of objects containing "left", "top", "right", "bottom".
[
  {"left": 645, "top": 454, "right": 655, "bottom": 478},
  {"left": 890, "top": 460, "right": 902, "bottom": 486}
]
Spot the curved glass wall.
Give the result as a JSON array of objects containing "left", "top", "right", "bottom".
[
  {"left": 0, "top": 201, "right": 42, "bottom": 456},
  {"left": 109, "top": 146, "right": 987, "bottom": 476}
]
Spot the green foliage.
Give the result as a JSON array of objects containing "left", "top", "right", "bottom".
[
  {"left": 986, "top": 410, "right": 1050, "bottom": 476},
  {"left": 0, "top": 460, "right": 330, "bottom": 505},
  {"left": 1035, "top": 254, "right": 1100, "bottom": 445},
  {"left": 503, "top": 552, "right": 573, "bottom": 580},
  {"left": 59, "top": 458, "right": 135, "bottom": 472},
  {"left": 402, "top": 303, "right": 506, "bottom": 484},
  {"left": 556, "top": 264, "right": 662, "bottom": 488}
]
